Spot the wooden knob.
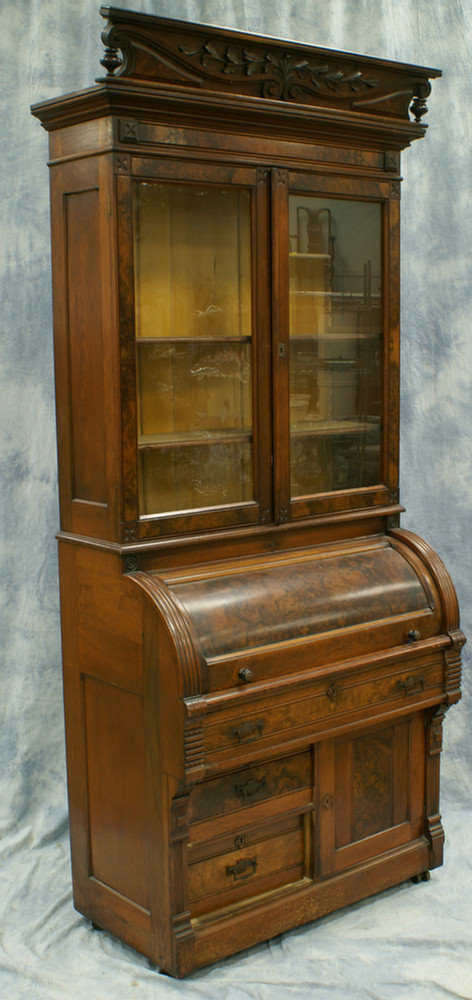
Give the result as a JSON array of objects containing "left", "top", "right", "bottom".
[{"left": 238, "top": 667, "right": 253, "bottom": 683}]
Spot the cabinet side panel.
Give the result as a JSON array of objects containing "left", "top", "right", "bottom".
[
  {"left": 83, "top": 676, "right": 150, "bottom": 911},
  {"left": 65, "top": 189, "right": 107, "bottom": 504}
]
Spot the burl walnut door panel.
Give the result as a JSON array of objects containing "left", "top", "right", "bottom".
[{"left": 319, "top": 712, "right": 425, "bottom": 876}]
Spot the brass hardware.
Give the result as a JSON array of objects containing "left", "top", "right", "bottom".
[
  {"left": 234, "top": 776, "right": 268, "bottom": 802},
  {"left": 321, "top": 794, "right": 334, "bottom": 810},
  {"left": 238, "top": 667, "right": 253, "bottom": 683},
  {"left": 407, "top": 629, "right": 421, "bottom": 643},
  {"left": 234, "top": 834, "right": 248, "bottom": 850},
  {"left": 397, "top": 675, "right": 425, "bottom": 695},
  {"left": 226, "top": 856, "right": 258, "bottom": 881},
  {"left": 231, "top": 719, "right": 264, "bottom": 744},
  {"left": 278, "top": 343, "right": 286, "bottom": 358},
  {"left": 326, "top": 685, "right": 340, "bottom": 702}
]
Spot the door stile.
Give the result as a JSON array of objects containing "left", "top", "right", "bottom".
[
  {"left": 116, "top": 170, "right": 140, "bottom": 534},
  {"left": 253, "top": 167, "right": 274, "bottom": 523},
  {"left": 270, "top": 168, "right": 291, "bottom": 524}
]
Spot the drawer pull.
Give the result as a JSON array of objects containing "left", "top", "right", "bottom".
[
  {"left": 238, "top": 667, "right": 253, "bottom": 683},
  {"left": 397, "top": 675, "right": 425, "bottom": 695},
  {"left": 226, "top": 856, "right": 258, "bottom": 881},
  {"left": 234, "top": 776, "right": 268, "bottom": 802},
  {"left": 231, "top": 719, "right": 264, "bottom": 744},
  {"left": 326, "top": 685, "right": 340, "bottom": 702},
  {"left": 407, "top": 629, "right": 421, "bottom": 643}
]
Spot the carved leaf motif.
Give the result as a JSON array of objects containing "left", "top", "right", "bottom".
[{"left": 178, "top": 40, "right": 379, "bottom": 102}]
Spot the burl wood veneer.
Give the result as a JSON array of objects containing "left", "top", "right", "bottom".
[{"left": 32, "top": 6, "right": 464, "bottom": 977}]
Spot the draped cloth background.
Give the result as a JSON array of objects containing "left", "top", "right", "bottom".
[{"left": 1, "top": 1, "right": 471, "bottom": 997}]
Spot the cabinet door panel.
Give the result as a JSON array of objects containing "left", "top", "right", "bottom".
[
  {"left": 319, "top": 713, "right": 425, "bottom": 876},
  {"left": 117, "top": 162, "right": 272, "bottom": 538},
  {"left": 273, "top": 171, "right": 396, "bottom": 523}
]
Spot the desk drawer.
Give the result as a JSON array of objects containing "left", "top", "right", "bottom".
[
  {"left": 188, "top": 812, "right": 306, "bottom": 918},
  {"left": 203, "top": 658, "right": 443, "bottom": 760},
  {"left": 188, "top": 749, "right": 312, "bottom": 841}
]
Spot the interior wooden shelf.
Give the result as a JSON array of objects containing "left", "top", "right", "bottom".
[
  {"left": 290, "top": 290, "right": 381, "bottom": 300},
  {"left": 138, "top": 428, "right": 252, "bottom": 449},
  {"left": 136, "top": 335, "right": 252, "bottom": 345},
  {"left": 291, "top": 332, "right": 380, "bottom": 341},
  {"left": 290, "top": 252, "right": 332, "bottom": 259},
  {"left": 290, "top": 418, "right": 380, "bottom": 439}
]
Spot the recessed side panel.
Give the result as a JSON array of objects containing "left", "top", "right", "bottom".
[
  {"left": 66, "top": 189, "right": 108, "bottom": 505},
  {"left": 83, "top": 675, "right": 150, "bottom": 911}
]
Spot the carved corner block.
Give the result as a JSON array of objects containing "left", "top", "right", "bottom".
[
  {"left": 426, "top": 813, "right": 445, "bottom": 869},
  {"left": 170, "top": 785, "right": 192, "bottom": 844},
  {"left": 183, "top": 721, "right": 205, "bottom": 780},
  {"left": 384, "top": 151, "right": 400, "bottom": 172},
  {"left": 119, "top": 118, "right": 141, "bottom": 143},
  {"left": 445, "top": 628, "right": 465, "bottom": 704},
  {"left": 428, "top": 711, "right": 444, "bottom": 755},
  {"left": 114, "top": 154, "right": 131, "bottom": 174}
]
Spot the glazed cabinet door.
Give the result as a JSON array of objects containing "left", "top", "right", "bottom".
[
  {"left": 318, "top": 713, "right": 425, "bottom": 876},
  {"left": 117, "top": 160, "right": 272, "bottom": 540},
  {"left": 271, "top": 170, "right": 399, "bottom": 523}
]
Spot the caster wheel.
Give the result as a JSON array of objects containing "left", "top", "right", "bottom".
[
  {"left": 421, "top": 870, "right": 431, "bottom": 882},
  {"left": 411, "top": 874, "right": 421, "bottom": 883}
]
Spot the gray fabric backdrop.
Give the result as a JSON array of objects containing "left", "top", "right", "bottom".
[{"left": 1, "top": 1, "right": 471, "bottom": 997}]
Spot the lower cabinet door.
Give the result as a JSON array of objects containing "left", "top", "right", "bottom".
[{"left": 318, "top": 712, "right": 426, "bottom": 876}]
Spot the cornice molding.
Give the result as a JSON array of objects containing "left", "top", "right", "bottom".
[
  {"left": 31, "top": 6, "right": 440, "bottom": 151},
  {"left": 96, "top": 6, "right": 439, "bottom": 123}
]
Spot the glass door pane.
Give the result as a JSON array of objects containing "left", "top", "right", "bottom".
[
  {"left": 133, "top": 182, "right": 253, "bottom": 517},
  {"left": 288, "top": 195, "right": 382, "bottom": 498}
]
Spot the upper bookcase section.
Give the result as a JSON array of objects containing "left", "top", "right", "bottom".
[{"left": 32, "top": 5, "right": 441, "bottom": 150}]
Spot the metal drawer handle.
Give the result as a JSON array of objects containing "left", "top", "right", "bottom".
[
  {"left": 230, "top": 719, "right": 264, "bottom": 744},
  {"left": 226, "top": 856, "right": 258, "bottom": 881},
  {"left": 397, "top": 675, "right": 425, "bottom": 695},
  {"left": 234, "top": 776, "right": 268, "bottom": 802}
]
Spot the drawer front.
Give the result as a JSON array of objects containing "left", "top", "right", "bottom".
[
  {"left": 188, "top": 812, "right": 307, "bottom": 918},
  {"left": 203, "top": 659, "right": 443, "bottom": 759},
  {"left": 188, "top": 749, "right": 312, "bottom": 839}
]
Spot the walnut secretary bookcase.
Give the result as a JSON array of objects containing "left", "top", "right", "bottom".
[{"left": 32, "top": 7, "right": 465, "bottom": 977}]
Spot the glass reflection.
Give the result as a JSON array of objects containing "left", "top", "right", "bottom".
[
  {"left": 133, "top": 183, "right": 253, "bottom": 515},
  {"left": 289, "top": 195, "right": 382, "bottom": 497}
]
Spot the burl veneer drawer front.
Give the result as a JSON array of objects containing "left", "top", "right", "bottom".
[
  {"left": 188, "top": 813, "right": 307, "bottom": 919},
  {"left": 188, "top": 750, "right": 312, "bottom": 841},
  {"left": 202, "top": 659, "right": 443, "bottom": 761}
]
